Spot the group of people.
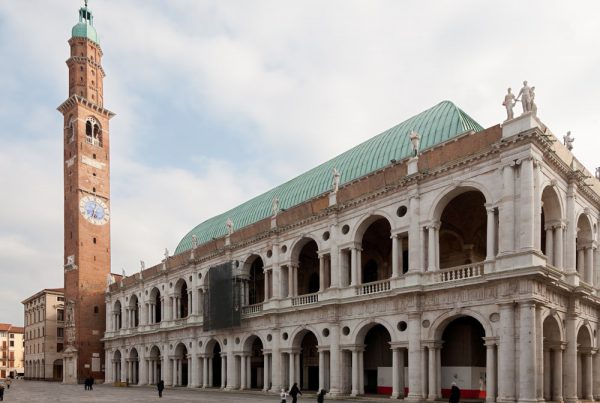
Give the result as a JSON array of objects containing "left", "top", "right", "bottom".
[
  {"left": 503, "top": 80, "right": 537, "bottom": 121},
  {"left": 280, "top": 383, "right": 327, "bottom": 403}
]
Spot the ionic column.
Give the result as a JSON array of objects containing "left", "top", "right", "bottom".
[
  {"left": 519, "top": 301, "right": 537, "bottom": 401},
  {"left": 585, "top": 246, "right": 594, "bottom": 285},
  {"left": 486, "top": 206, "right": 496, "bottom": 260},
  {"left": 392, "top": 348, "right": 400, "bottom": 398},
  {"left": 188, "top": 291, "right": 194, "bottom": 315},
  {"left": 499, "top": 164, "right": 515, "bottom": 254},
  {"left": 584, "top": 351, "right": 594, "bottom": 400},
  {"left": 427, "top": 224, "right": 438, "bottom": 271},
  {"left": 408, "top": 194, "right": 422, "bottom": 271},
  {"left": 428, "top": 345, "right": 439, "bottom": 400},
  {"left": 545, "top": 226, "right": 554, "bottom": 266},
  {"left": 565, "top": 184, "right": 577, "bottom": 272},
  {"left": 554, "top": 224, "right": 564, "bottom": 270},
  {"left": 577, "top": 248, "right": 585, "bottom": 277},
  {"left": 484, "top": 338, "right": 497, "bottom": 403},
  {"left": 318, "top": 350, "right": 325, "bottom": 393},
  {"left": 202, "top": 356, "right": 208, "bottom": 387},
  {"left": 318, "top": 254, "right": 326, "bottom": 291},
  {"left": 520, "top": 158, "right": 535, "bottom": 250},
  {"left": 392, "top": 234, "right": 400, "bottom": 278},
  {"left": 264, "top": 269, "right": 270, "bottom": 301},
  {"left": 497, "top": 303, "right": 515, "bottom": 403},
  {"left": 351, "top": 248, "right": 358, "bottom": 286}
]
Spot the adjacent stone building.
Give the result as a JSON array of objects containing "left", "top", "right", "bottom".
[
  {"left": 0, "top": 323, "right": 24, "bottom": 378},
  {"left": 22, "top": 288, "right": 65, "bottom": 381},
  {"left": 103, "top": 94, "right": 600, "bottom": 403}
]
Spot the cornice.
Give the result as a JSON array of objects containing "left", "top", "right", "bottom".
[{"left": 57, "top": 95, "right": 115, "bottom": 118}]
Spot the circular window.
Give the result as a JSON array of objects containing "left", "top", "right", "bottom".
[
  {"left": 267, "top": 334, "right": 272, "bottom": 342},
  {"left": 422, "top": 320, "right": 430, "bottom": 328},
  {"left": 281, "top": 245, "right": 288, "bottom": 253},
  {"left": 169, "top": 282, "right": 173, "bottom": 288},
  {"left": 223, "top": 339, "right": 228, "bottom": 346},
  {"left": 198, "top": 273, "right": 202, "bottom": 279},
  {"left": 282, "top": 332, "right": 289, "bottom": 340},
  {"left": 145, "top": 290, "right": 148, "bottom": 295},
  {"left": 341, "top": 225, "right": 350, "bottom": 235},
  {"left": 189, "top": 276, "right": 192, "bottom": 282},
  {"left": 189, "top": 342, "right": 192, "bottom": 348},
  {"left": 199, "top": 341, "right": 203, "bottom": 347},
  {"left": 267, "top": 250, "right": 273, "bottom": 258},
  {"left": 397, "top": 205, "right": 408, "bottom": 217},
  {"left": 342, "top": 326, "right": 350, "bottom": 336},
  {"left": 322, "top": 328, "right": 330, "bottom": 337},
  {"left": 397, "top": 321, "right": 407, "bottom": 331},
  {"left": 322, "top": 231, "right": 330, "bottom": 241},
  {"left": 235, "top": 337, "right": 240, "bottom": 344},
  {"left": 169, "top": 344, "right": 173, "bottom": 350},
  {"left": 489, "top": 313, "right": 500, "bottom": 323}
]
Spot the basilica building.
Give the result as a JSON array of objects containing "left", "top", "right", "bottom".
[{"left": 64, "top": 3, "right": 600, "bottom": 402}]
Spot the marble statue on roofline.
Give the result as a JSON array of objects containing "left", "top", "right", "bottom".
[
  {"left": 106, "top": 273, "right": 115, "bottom": 286},
  {"left": 332, "top": 168, "right": 341, "bottom": 193},
  {"left": 163, "top": 248, "right": 169, "bottom": 261},
  {"left": 191, "top": 234, "right": 198, "bottom": 248},
  {"left": 502, "top": 88, "right": 517, "bottom": 121},
  {"left": 595, "top": 167, "right": 600, "bottom": 180},
  {"left": 226, "top": 217, "right": 234, "bottom": 236},
  {"left": 410, "top": 130, "right": 421, "bottom": 157},
  {"left": 272, "top": 197, "right": 280, "bottom": 216},
  {"left": 563, "top": 131, "right": 574, "bottom": 151},
  {"left": 516, "top": 80, "right": 533, "bottom": 114}
]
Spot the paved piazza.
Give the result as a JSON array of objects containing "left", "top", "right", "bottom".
[{"left": 2, "top": 380, "right": 375, "bottom": 402}]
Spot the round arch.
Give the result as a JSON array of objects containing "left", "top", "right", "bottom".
[
  {"left": 541, "top": 185, "right": 564, "bottom": 221},
  {"left": 241, "top": 333, "right": 267, "bottom": 352},
  {"left": 429, "top": 182, "right": 493, "bottom": 222},
  {"left": 541, "top": 311, "right": 565, "bottom": 342},
  {"left": 352, "top": 210, "right": 395, "bottom": 243},
  {"left": 429, "top": 308, "right": 494, "bottom": 340},
  {"left": 290, "top": 235, "right": 321, "bottom": 262},
  {"left": 351, "top": 317, "right": 397, "bottom": 345},
  {"left": 203, "top": 338, "right": 224, "bottom": 355}
]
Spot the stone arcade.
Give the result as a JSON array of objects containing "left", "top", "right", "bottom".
[{"left": 104, "top": 95, "right": 600, "bottom": 402}]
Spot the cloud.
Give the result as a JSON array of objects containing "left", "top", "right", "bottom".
[{"left": 1, "top": 0, "right": 600, "bottom": 325}]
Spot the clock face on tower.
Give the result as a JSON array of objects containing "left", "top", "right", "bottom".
[{"left": 79, "top": 195, "right": 110, "bottom": 225}]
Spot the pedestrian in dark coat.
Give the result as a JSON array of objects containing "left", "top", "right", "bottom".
[
  {"left": 89, "top": 375, "right": 94, "bottom": 390},
  {"left": 449, "top": 382, "right": 461, "bottom": 403},
  {"left": 84, "top": 377, "right": 90, "bottom": 390},
  {"left": 289, "top": 382, "right": 302, "bottom": 403},
  {"left": 157, "top": 380, "right": 165, "bottom": 398},
  {"left": 317, "top": 389, "right": 326, "bottom": 403}
]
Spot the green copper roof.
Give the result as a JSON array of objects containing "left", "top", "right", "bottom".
[
  {"left": 72, "top": 4, "right": 98, "bottom": 44},
  {"left": 175, "top": 101, "right": 483, "bottom": 254}
]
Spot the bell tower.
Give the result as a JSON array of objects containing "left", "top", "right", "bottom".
[{"left": 57, "top": 0, "right": 114, "bottom": 384}]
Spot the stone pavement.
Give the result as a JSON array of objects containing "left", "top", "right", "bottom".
[{"left": 1, "top": 380, "right": 391, "bottom": 402}]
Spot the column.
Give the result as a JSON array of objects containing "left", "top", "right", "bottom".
[
  {"left": 202, "top": 356, "right": 208, "bottom": 387},
  {"left": 427, "top": 224, "right": 437, "bottom": 271},
  {"left": 565, "top": 184, "right": 577, "bottom": 272},
  {"left": 288, "top": 266, "right": 294, "bottom": 297},
  {"left": 594, "top": 347, "right": 600, "bottom": 400},
  {"left": 263, "top": 353, "right": 270, "bottom": 391},
  {"left": 295, "top": 353, "right": 301, "bottom": 386},
  {"left": 564, "top": 316, "right": 577, "bottom": 403},
  {"left": 105, "top": 351, "right": 112, "bottom": 383},
  {"left": 191, "top": 354, "right": 199, "bottom": 387},
  {"left": 585, "top": 247, "right": 594, "bottom": 284},
  {"left": 519, "top": 302, "right": 536, "bottom": 402},
  {"left": 485, "top": 339, "right": 497, "bottom": 403},
  {"left": 408, "top": 194, "right": 422, "bottom": 271},
  {"left": 584, "top": 352, "right": 593, "bottom": 400},
  {"left": 351, "top": 248, "right": 358, "bottom": 286},
  {"left": 289, "top": 352, "right": 296, "bottom": 390},
  {"left": 577, "top": 248, "right": 585, "bottom": 277},
  {"left": 392, "top": 234, "right": 400, "bottom": 278},
  {"left": 520, "top": 158, "right": 535, "bottom": 250},
  {"left": 351, "top": 349, "right": 359, "bottom": 396},
  {"left": 545, "top": 226, "right": 554, "bottom": 266},
  {"left": 318, "top": 350, "right": 325, "bottom": 393},
  {"left": 543, "top": 349, "right": 551, "bottom": 399},
  {"left": 497, "top": 303, "right": 515, "bottom": 403},
  {"left": 536, "top": 305, "right": 543, "bottom": 401},
  {"left": 392, "top": 348, "right": 400, "bottom": 398},
  {"left": 264, "top": 270, "right": 270, "bottom": 301},
  {"left": 221, "top": 355, "right": 226, "bottom": 388},
  {"left": 240, "top": 355, "right": 247, "bottom": 389},
  {"left": 486, "top": 206, "right": 496, "bottom": 260},
  {"left": 428, "top": 345, "right": 438, "bottom": 400},
  {"left": 329, "top": 326, "right": 341, "bottom": 395},
  {"left": 319, "top": 254, "right": 325, "bottom": 291},
  {"left": 270, "top": 334, "right": 281, "bottom": 392},
  {"left": 499, "top": 164, "right": 515, "bottom": 254},
  {"left": 407, "top": 313, "right": 422, "bottom": 399},
  {"left": 554, "top": 224, "right": 564, "bottom": 270},
  {"left": 553, "top": 346, "right": 564, "bottom": 402},
  {"left": 208, "top": 357, "right": 213, "bottom": 387},
  {"left": 188, "top": 290, "right": 194, "bottom": 315}
]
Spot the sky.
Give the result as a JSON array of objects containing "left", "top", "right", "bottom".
[{"left": 1, "top": 0, "right": 600, "bottom": 325}]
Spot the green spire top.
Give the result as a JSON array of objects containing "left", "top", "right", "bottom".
[{"left": 71, "top": 0, "right": 98, "bottom": 44}]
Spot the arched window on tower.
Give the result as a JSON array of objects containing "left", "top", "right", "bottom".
[{"left": 85, "top": 117, "right": 102, "bottom": 147}]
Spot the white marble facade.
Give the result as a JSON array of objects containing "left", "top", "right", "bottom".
[{"left": 104, "top": 114, "right": 600, "bottom": 402}]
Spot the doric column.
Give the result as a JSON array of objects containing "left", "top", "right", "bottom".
[
  {"left": 263, "top": 353, "right": 270, "bottom": 391},
  {"left": 392, "top": 347, "right": 401, "bottom": 398},
  {"left": 520, "top": 158, "right": 535, "bottom": 250},
  {"left": 484, "top": 338, "right": 497, "bottom": 403},
  {"left": 497, "top": 303, "right": 515, "bottom": 403},
  {"left": 545, "top": 226, "right": 554, "bottom": 266},
  {"left": 121, "top": 353, "right": 127, "bottom": 382},
  {"left": 564, "top": 314, "right": 577, "bottom": 403},
  {"left": 289, "top": 352, "right": 295, "bottom": 390},
  {"left": 565, "top": 184, "right": 577, "bottom": 272},
  {"left": 428, "top": 344, "right": 439, "bottom": 400},
  {"left": 270, "top": 333, "right": 281, "bottom": 392},
  {"left": 190, "top": 353, "right": 199, "bottom": 387},
  {"left": 552, "top": 346, "right": 564, "bottom": 402},
  {"left": 585, "top": 246, "right": 594, "bottom": 285},
  {"left": 351, "top": 349, "right": 359, "bottom": 396},
  {"left": 328, "top": 326, "right": 341, "bottom": 395},
  {"left": 486, "top": 206, "right": 496, "bottom": 260},
  {"left": 295, "top": 352, "right": 301, "bottom": 386},
  {"left": 202, "top": 356, "right": 208, "bottom": 388},
  {"left": 519, "top": 301, "right": 537, "bottom": 402},
  {"left": 584, "top": 351, "right": 594, "bottom": 400},
  {"left": 407, "top": 312, "right": 422, "bottom": 399},
  {"left": 208, "top": 357, "right": 213, "bottom": 387},
  {"left": 240, "top": 355, "right": 246, "bottom": 389},
  {"left": 351, "top": 248, "right": 359, "bottom": 286},
  {"left": 318, "top": 349, "right": 325, "bottom": 393},
  {"left": 499, "top": 164, "right": 515, "bottom": 254},
  {"left": 221, "top": 355, "right": 226, "bottom": 388}
]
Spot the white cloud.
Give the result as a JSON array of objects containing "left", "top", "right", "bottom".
[{"left": 1, "top": 0, "right": 600, "bottom": 325}]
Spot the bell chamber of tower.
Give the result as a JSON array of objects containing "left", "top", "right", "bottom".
[{"left": 57, "top": 1, "right": 115, "bottom": 385}]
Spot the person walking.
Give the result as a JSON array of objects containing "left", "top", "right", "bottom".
[
  {"left": 89, "top": 375, "right": 94, "bottom": 390},
  {"left": 0, "top": 379, "right": 5, "bottom": 401},
  {"left": 449, "top": 382, "right": 461, "bottom": 403},
  {"left": 317, "top": 389, "right": 326, "bottom": 403},
  {"left": 289, "top": 382, "right": 302, "bottom": 403},
  {"left": 4, "top": 379, "right": 9, "bottom": 390},
  {"left": 157, "top": 380, "right": 165, "bottom": 398},
  {"left": 280, "top": 388, "right": 289, "bottom": 403}
]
